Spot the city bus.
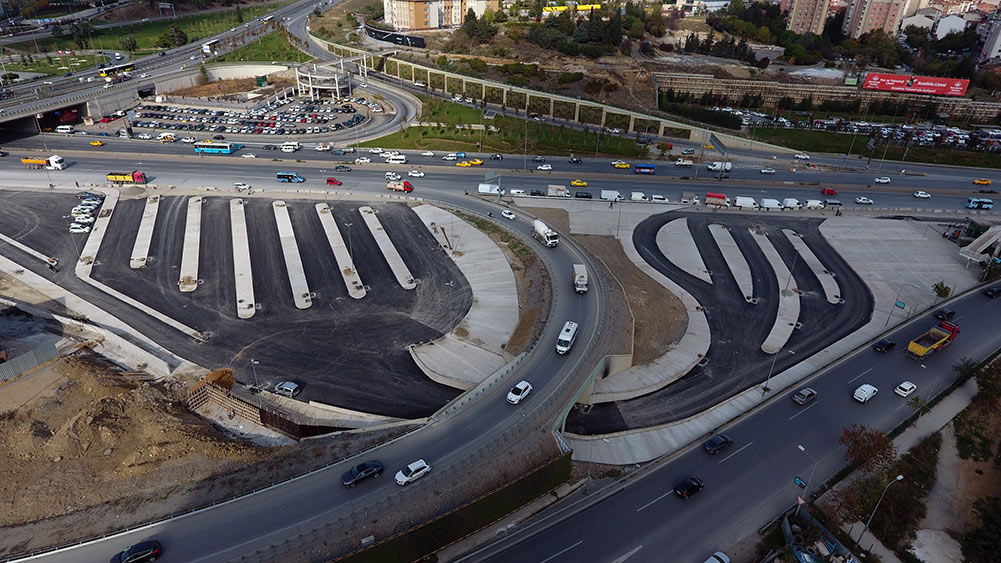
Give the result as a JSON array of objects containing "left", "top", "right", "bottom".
[
  {"left": 965, "top": 197, "right": 994, "bottom": 209},
  {"left": 634, "top": 164, "right": 656, "bottom": 174},
  {"left": 202, "top": 40, "right": 220, "bottom": 56},
  {"left": 99, "top": 62, "right": 135, "bottom": 78},
  {"left": 276, "top": 171, "right": 305, "bottom": 183},
  {"left": 193, "top": 141, "right": 243, "bottom": 154}
]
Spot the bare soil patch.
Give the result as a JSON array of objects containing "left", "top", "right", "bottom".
[
  {"left": 952, "top": 397, "right": 1001, "bottom": 532},
  {"left": 168, "top": 76, "right": 294, "bottom": 98}
]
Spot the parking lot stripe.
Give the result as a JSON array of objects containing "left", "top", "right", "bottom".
[
  {"left": 314, "top": 203, "right": 366, "bottom": 299},
  {"left": 272, "top": 201, "right": 312, "bottom": 309},
  {"left": 129, "top": 195, "right": 160, "bottom": 269},
  {"left": 230, "top": 199, "right": 256, "bottom": 319},
  {"left": 178, "top": 196, "right": 202, "bottom": 293},
  {"left": 359, "top": 206, "right": 417, "bottom": 289}
]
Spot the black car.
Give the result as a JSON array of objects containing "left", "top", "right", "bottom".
[
  {"left": 111, "top": 540, "right": 162, "bottom": 563},
  {"left": 569, "top": 157, "right": 582, "bottom": 164},
  {"left": 574, "top": 191, "right": 592, "bottom": 199},
  {"left": 263, "top": 144, "right": 277, "bottom": 150},
  {"left": 935, "top": 308, "right": 956, "bottom": 320},
  {"left": 213, "top": 134, "right": 225, "bottom": 140},
  {"left": 335, "top": 165, "right": 352, "bottom": 172},
  {"left": 490, "top": 154, "right": 503, "bottom": 160},
  {"left": 531, "top": 155, "right": 546, "bottom": 163},
  {"left": 702, "top": 433, "right": 733, "bottom": 455},
  {"left": 341, "top": 460, "right": 384, "bottom": 487},
  {"left": 873, "top": 338, "right": 895, "bottom": 353},
  {"left": 984, "top": 286, "right": 1001, "bottom": 298},
  {"left": 530, "top": 189, "right": 546, "bottom": 196},
  {"left": 673, "top": 476, "right": 704, "bottom": 499}
]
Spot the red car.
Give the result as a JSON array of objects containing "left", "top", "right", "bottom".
[
  {"left": 326, "top": 177, "right": 342, "bottom": 186},
  {"left": 821, "top": 188, "right": 838, "bottom": 195}
]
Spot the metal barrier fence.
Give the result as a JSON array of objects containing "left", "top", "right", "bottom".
[{"left": 0, "top": 342, "right": 58, "bottom": 385}]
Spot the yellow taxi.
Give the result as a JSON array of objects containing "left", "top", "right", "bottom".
[
  {"left": 89, "top": 140, "right": 104, "bottom": 146},
  {"left": 702, "top": 144, "right": 715, "bottom": 150},
  {"left": 571, "top": 179, "right": 588, "bottom": 187},
  {"left": 456, "top": 161, "right": 472, "bottom": 167},
  {"left": 469, "top": 158, "right": 483, "bottom": 165},
  {"left": 974, "top": 178, "right": 992, "bottom": 185},
  {"left": 613, "top": 162, "right": 630, "bottom": 169}
]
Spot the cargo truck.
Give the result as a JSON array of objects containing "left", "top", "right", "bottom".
[
  {"left": 573, "top": 264, "right": 588, "bottom": 293},
  {"left": 387, "top": 180, "right": 414, "bottom": 192},
  {"left": 707, "top": 161, "right": 733, "bottom": 172},
  {"left": 547, "top": 184, "right": 570, "bottom": 198},
  {"left": 106, "top": 171, "right": 147, "bottom": 184},
  {"left": 532, "top": 219, "right": 559, "bottom": 247},
  {"left": 906, "top": 321, "right": 959, "bottom": 361},
  {"left": 674, "top": 159, "right": 694, "bottom": 167},
  {"left": 21, "top": 155, "right": 66, "bottom": 170},
  {"left": 705, "top": 192, "right": 729, "bottom": 207}
]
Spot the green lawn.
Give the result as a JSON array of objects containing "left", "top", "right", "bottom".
[
  {"left": 215, "top": 31, "right": 312, "bottom": 63},
  {"left": 1, "top": 53, "right": 106, "bottom": 75},
  {"left": 361, "top": 96, "right": 646, "bottom": 157},
  {"left": 10, "top": 4, "right": 285, "bottom": 54}
]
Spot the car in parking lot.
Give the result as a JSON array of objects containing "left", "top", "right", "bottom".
[
  {"left": 894, "top": 381, "right": 917, "bottom": 398},
  {"left": 506, "top": 380, "right": 533, "bottom": 404},
  {"left": 853, "top": 384, "right": 878, "bottom": 403},
  {"left": 935, "top": 308, "right": 956, "bottom": 320},
  {"left": 855, "top": 196, "right": 873, "bottom": 205},
  {"left": 273, "top": 381, "right": 301, "bottom": 398},
  {"left": 913, "top": 190, "right": 932, "bottom": 198},
  {"left": 111, "top": 539, "right": 162, "bottom": 562},
  {"left": 341, "top": 460, "right": 384, "bottom": 487},
  {"left": 985, "top": 286, "right": 1001, "bottom": 298},
  {"left": 760, "top": 168, "right": 775, "bottom": 174},
  {"left": 326, "top": 177, "right": 342, "bottom": 186},
  {"left": 408, "top": 170, "right": 425, "bottom": 178},
  {"left": 395, "top": 459, "right": 431, "bottom": 485},
  {"left": 571, "top": 179, "right": 588, "bottom": 187},
  {"left": 537, "top": 164, "right": 552, "bottom": 171},
  {"left": 792, "top": 387, "right": 817, "bottom": 405},
  {"left": 702, "top": 433, "right": 733, "bottom": 455},
  {"left": 821, "top": 188, "right": 838, "bottom": 195},
  {"left": 974, "top": 178, "right": 992, "bottom": 185},
  {"left": 73, "top": 215, "right": 95, "bottom": 224},
  {"left": 673, "top": 476, "right": 704, "bottom": 499},
  {"left": 68, "top": 223, "right": 91, "bottom": 234},
  {"left": 873, "top": 338, "right": 895, "bottom": 353},
  {"left": 501, "top": 210, "right": 516, "bottom": 220}
]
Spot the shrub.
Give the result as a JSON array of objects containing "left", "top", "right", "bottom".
[{"left": 557, "top": 72, "right": 584, "bottom": 84}]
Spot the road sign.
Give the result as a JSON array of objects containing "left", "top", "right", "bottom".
[
  {"left": 895, "top": 301, "right": 906, "bottom": 309},
  {"left": 797, "top": 496, "right": 806, "bottom": 505},
  {"left": 794, "top": 477, "right": 807, "bottom": 489}
]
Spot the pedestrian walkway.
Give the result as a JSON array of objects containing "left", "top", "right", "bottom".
[
  {"left": 359, "top": 205, "right": 416, "bottom": 290},
  {"left": 752, "top": 229, "right": 800, "bottom": 354},
  {"left": 656, "top": 217, "right": 711, "bottom": 283},
  {"left": 709, "top": 223, "right": 753, "bottom": 299},
  {"left": 271, "top": 200, "right": 312, "bottom": 309},
  {"left": 783, "top": 229, "right": 841, "bottom": 304},
  {"left": 229, "top": 198, "right": 256, "bottom": 319},
  {"left": 314, "top": 203, "right": 366, "bottom": 299},
  {"left": 129, "top": 195, "right": 160, "bottom": 269},
  {"left": 178, "top": 196, "right": 202, "bottom": 293}
]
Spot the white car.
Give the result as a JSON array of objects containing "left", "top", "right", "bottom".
[
  {"left": 913, "top": 190, "right": 932, "bottom": 199},
  {"left": 139, "top": 73, "right": 149, "bottom": 78},
  {"left": 136, "top": 133, "right": 152, "bottom": 140},
  {"left": 241, "top": 153, "right": 257, "bottom": 158},
  {"left": 506, "top": 380, "right": 532, "bottom": 404},
  {"left": 442, "top": 154, "right": 458, "bottom": 161},
  {"left": 421, "top": 151, "right": 435, "bottom": 157},
  {"left": 234, "top": 182, "right": 252, "bottom": 191},
  {"left": 73, "top": 215, "right": 95, "bottom": 224},
  {"left": 68, "top": 223, "right": 91, "bottom": 234},
  {"left": 386, "top": 172, "right": 402, "bottom": 181},
  {"left": 853, "top": 384, "right": 878, "bottom": 403},
  {"left": 610, "top": 159, "right": 627, "bottom": 166},
  {"left": 760, "top": 168, "right": 775, "bottom": 174},
  {"left": 408, "top": 170, "right": 425, "bottom": 178},
  {"left": 355, "top": 157, "right": 371, "bottom": 164},
  {"left": 894, "top": 381, "right": 917, "bottom": 398},
  {"left": 537, "top": 164, "right": 552, "bottom": 171},
  {"left": 855, "top": 196, "right": 873, "bottom": 205},
  {"left": 874, "top": 176, "right": 891, "bottom": 184},
  {"left": 501, "top": 210, "right": 516, "bottom": 220},
  {"left": 395, "top": 459, "right": 431, "bottom": 485},
  {"left": 368, "top": 147, "right": 383, "bottom": 154},
  {"left": 794, "top": 153, "right": 810, "bottom": 160},
  {"left": 180, "top": 136, "right": 196, "bottom": 143}
]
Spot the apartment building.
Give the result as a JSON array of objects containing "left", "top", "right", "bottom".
[
  {"left": 787, "top": 0, "right": 830, "bottom": 34},
  {"left": 842, "top": 0, "right": 907, "bottom": 37},
  {"left": 383, "top": 0, "right": 499, "bottom": 31}
]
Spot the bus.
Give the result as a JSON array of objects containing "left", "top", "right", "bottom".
[
  {"left": 634, "top": 164, "right": 656, "bottom": 174},
  {"left": 202, "top": 40, "right": 220, "bottom": 56},
  {"left": 194, "top": 141, "right": 243, "bottom": 154},
  {"left": 262, "top": 15, "right": 274, "bottom": 22},
  {"left": 99, "top": 62, "right": 135, "bottom": 78},
  {"left": 277, "top": 171, "right": 305, "bottom": 183},
  {"left": 965, "top": 197, "right": 994, "bottom": 209}
]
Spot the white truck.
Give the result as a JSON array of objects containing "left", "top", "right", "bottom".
[
  {"left": 478, "top": 183, "right": 502, "bottom": 194},
  {"left": 314, "top": 143, "right": 331, "bottom": 152},
  {"left": 630, "top": 192, "right": 648, "bottom": 202},
  {"left": 734, "top": 196, "right": 759, "bottom": 209},
  {"left": 532, "top": 219, "right": 559, "bottom": 248},
  {"left": 20, "top": 155, "right": 66, "bottom": 170},
  {"left": 674, "top": 159, "right": 694, "bottom": 167},
  {"left": 760, "top": 198, "right": 784, "bottom": 210},
  {"left": 573, "top": 264, "right": 588, "bottom": 293},
  {"left": 547, "top": 184, "right": 570, "bottom": 198},
  {"left": 707, "top": 161, "right": 733, "bottom": 172},
  {"left": 600, "top": 190, "right": 623, "bottom": 201}
]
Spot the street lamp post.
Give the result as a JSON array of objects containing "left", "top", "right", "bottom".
[
  {"left": 855, "top": 474, "right": 904, "bottom": 548},
  {"left": 250, "top": 358, "right": 260, "bottom": 388},
  {"left": 795, "top": 444, "right": 819, "bottom": 517}
]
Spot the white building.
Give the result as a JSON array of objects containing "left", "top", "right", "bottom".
[
  {"left": 900, "top": 12, "right": 935, "bottom": 28},
  {"left": 933, "top": 13, "right": 968, "bottom": 38},
  {"left": 981, "top": 11, "right": 1001, "bottom": 60}
]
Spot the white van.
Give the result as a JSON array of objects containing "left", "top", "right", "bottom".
[
  {"left": 556, "top": 321, "right": 578, "bottom": 355},
  {"left": 760, "top": 198, "right": 784, "bottom": 210},
  {"left": 386, "top": 154, "right": 407, "bottom": 164},
  {"left": 630, "top": 192, "right": 648, "bottom": 202},
  {"left": 157, "top": 132, "right": 175, "bottom": 142},
  {"left": 509, "top": 189, "right": 527, "bottom": 196},
  {"left": 55, "top": 125, "right": 75, "bottom": 134},
  {"left": 782, "top": 198, "right": 802, "bottom": 209},
  {"left": 804, "top": 199, "right": 825, "bottom": 209},
  {"left": 280, "top": 141, "right": 300, "bottom": 153},
  {"left": 733, "top": 196, "right": 759, "bottom": 209}
]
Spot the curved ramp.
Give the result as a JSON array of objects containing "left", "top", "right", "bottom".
[
  {"left": 783, "top": 229, "right": 841, "bottom": 304},
  {"left": 751, "top": 229, "right": 800, "bottom": 354},
  {"left": 656, "top": 217, "right": 712, "bottom": 284}
]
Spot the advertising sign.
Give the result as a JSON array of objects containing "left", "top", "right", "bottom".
[{"left": 862, "top": 73, "right": 969, "bottom": 97}]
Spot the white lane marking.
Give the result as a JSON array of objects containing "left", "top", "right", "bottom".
[
  {"left": 539, "top": 540, "right": 584, "bottom": 563},
  {"left": 636, "top": 490, "right": 675, "bottom": 512},
  {"left": 789, "top": 402, "right": 818, "bottom": 420},
  {"left": 848, "top": 367, "right": 874, "bottom": 384},
  {"left": 719, "top": 442, "right": 754, "bottom": 464},
  {"left": 609, "top": 546, "right": 644, "bottom": 563}
]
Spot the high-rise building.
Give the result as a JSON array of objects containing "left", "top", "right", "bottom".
[
  {"left": 841, "top": 0, "right": 907, "bottom": 37},
  {"left": 383, "top": 0, "right": 499, "bottom": 31},
  {"left": 981, "top": 11, "right": 1001, "bottom": 61},
  {"left": 787, "top": 0, "right": 831, "bottom": 35}
]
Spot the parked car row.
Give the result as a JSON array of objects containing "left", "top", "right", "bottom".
[{"left": 65, "top": 191, "right": 104, "bottom": 234}]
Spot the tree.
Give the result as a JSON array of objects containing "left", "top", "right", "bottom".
[
  {"left": 627, "top": 19, "right": 646, "bottom": 40},
  {"left": 646, "top": 9, "right": 667, "bottom": 37},
  {"left": 619, "top": 38, "right": 633, "bottom": 55},
  {"left": 975, "top": 359, "right": 1001, "bottom": 401},
  {"left": 839, "top": 424, "right": 897, "bottom": 474},
  {"left": 118, "top": 36, "right": 138, "bottom": 53},
  {"left": 462, "top": 8, "right": 478, "bottom": 39},
  {"left": 493, "top": 9, "right": 507, "bottom": 23},
  {"left": 932, "top": 281, "right": 953, "bottom": 302}
]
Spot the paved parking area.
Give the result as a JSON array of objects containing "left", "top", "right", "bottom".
[{"left": 0, "top": 192, "right": 470, "bottom": 418}]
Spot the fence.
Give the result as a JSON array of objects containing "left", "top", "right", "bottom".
[{"left": 0, "top": 342, "right": 58, "bottom": 385}]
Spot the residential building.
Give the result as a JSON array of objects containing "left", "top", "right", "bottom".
[
  {"left": 933, "top": 13, "right": 969, "bottom": 37},
  {"left": 900, "top": 12, "right": 936, "bottom": 27},
  {"left": 981, "top": 10, "right": 1001, "bottom": 60},
  {"left": 842, "top": 0, "right": 907, "bottom": 37},
  {"left": 788, "top": 0, "right": 830, "bottom": 34},
  {"left": 903, "top": 0, "right": 930, "bottom": 17},
  {"left": 382, "top": 0, "right": 499, "bottom": 31}
]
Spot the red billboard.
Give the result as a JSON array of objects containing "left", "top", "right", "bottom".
[{"left": 862, "top": 73, "right": 969, "bottom": 97}]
